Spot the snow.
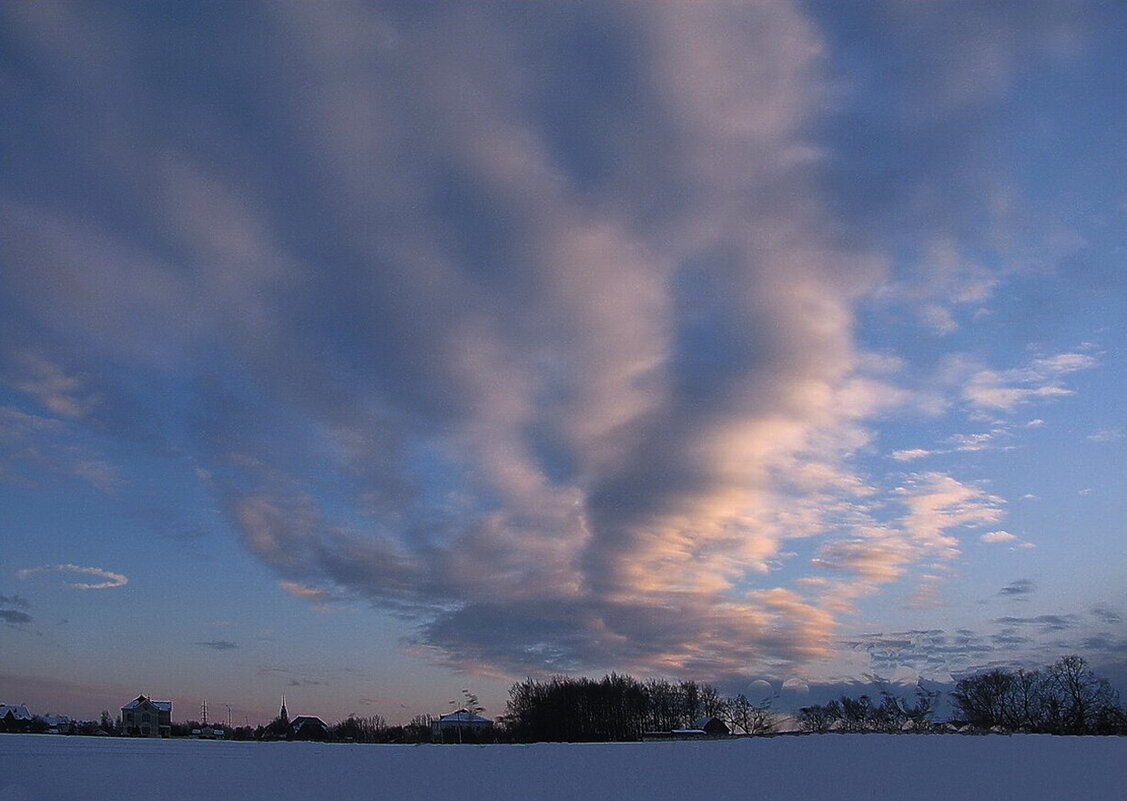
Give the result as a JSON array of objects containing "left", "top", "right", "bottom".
[{"left": 1, "top": 733, "right": 1124, "bottom": 801}]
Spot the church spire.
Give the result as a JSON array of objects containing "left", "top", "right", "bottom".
[{"left": 280, "top": 694, "right": 288, "bottom": 721}]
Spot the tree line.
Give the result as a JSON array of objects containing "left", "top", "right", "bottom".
[
  {"left": 796, "top": 688, "right": 940, "bottom": 733},
  {"left": 796, "top": 656, "right": 1125, "bottom": 735},
  {"left": 501, "top": 656, "right": 1124, "bottom": 742},
  {"left": 504, "top": 673, "right": 773, "bottom": 742},
  {"left": 950, "top": 655, "right": 1125, "bottom": 734}
]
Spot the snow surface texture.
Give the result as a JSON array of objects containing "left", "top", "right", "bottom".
[{"left": 1, "top": 734, "right": 1124, "bottom": 801}]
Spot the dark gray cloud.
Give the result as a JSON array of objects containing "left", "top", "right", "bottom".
[
  {"left": 287, "top": 678, "right": 323, "bottom": 688},
  {"left": 1, "top": 609, "right": 33, "bottom": 625},
  {"left": 1091, "top": 606, "right": 1123, "bottom": 625},
  {"left": 0, "top": 593, "right": 31, "bottom": 609},
  {"left": 1000, "top": 578, "right": 1036, "bottom": 597},
  {"left": 994, "top": 614, "right": 1081, "bottom": 633},
  {"left": 844, "top": 605, "right": 1127, "bottom": 684},
  {"left": 256, "top": 666, "right": 326, "bottom": 688},
  {"left": 195, "top": 640, "right": 238, "bottom": 651}
]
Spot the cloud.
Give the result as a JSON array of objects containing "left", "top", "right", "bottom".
[
  {"left": 195, "top": 640, "right": 239, "bottom": 651},
  {"left": 17, "top": 564, "right": 128, "bottom": 590},
  {"left": 256, "top": 666, "right": 324, "bottom": 687},
  {"left": 0, "top": 402, "right": 121, "bottom": 492},
  {"left": 3, "top": 350, "right": 98, "bottom": 419},
  {"left": 0, "top": 593, "right": 31, "bottom": 609},
  {"left": 278, "top": 581, "right": 334, "bottom": 602},
  {"left": 918, "top": 304, "right": 958, "bottom": 336},
  {"left": 0, "top": 2, "right": 1111, "bottom": 685},
  {"left": 1091, "top": 607, "right": 1123, "bottom": 625},
  {"left": 980, "top": 530, "right": 1018, "bottom": 544},
  {"left": 891, "top": 448, "right": 932, "bottom": 462},
  {"left": 845, "top": 605, "right": 1127, "bottom": 684},
  {"left": 895, "top": 472, "right": 1004, "bottom": 555},
  {"left": 994, "top": 614, "right": 1080, "bottom": 634},
  {"left": 999, "top": 578, "right": 1035, "bottom": 596},
  {"left": 0, "top": 593, "right": 32, "bottom": 626},
  {"left": 960, "top": 351, "right": 1097, "bottom": 412}
]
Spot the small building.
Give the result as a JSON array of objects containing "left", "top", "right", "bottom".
[
  {"left": 40, "top": 714, "right": 73, "bottom": 734},
  {"left": 645, "top": 716, "right": 731, "bottom": 740},
  {"left": 691, "top": 716, "right": 731, "bottom": 736},
  {"left": 121, "top": 695, "right": 172, "bottom": 738},
  {"left": 432, "top": 708, "right": 493, "bottom": 743},
  {"left": 289, "top": 715, "right": 329, "bottom": 741},
  {"left": 190, "top": 726, "right": 226, "bottom": 739}
]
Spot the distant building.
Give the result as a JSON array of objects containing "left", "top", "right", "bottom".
[
  {"left": 432, "top": 709, "right": 493, "bottom": 742},
  {"left": 690, "top": 716, "right": 731, "bottom": 736},
  {"left": 40, "top": 714, "right": 73, "bottom": 734},
  {"left": 121, "top": 695, "right": 172, "bottom": 738},
  {"left": 0, "top": 704, "right": 33, "bottom": 732},
  {"left": 190, "top": 726, "right": 226, "bottom": 739},
  {"left": 289, "top": 715, "right": 329, "bottom": 741},
  {"left": 644, "top": 716, "right": 731, "bottom": 740}
]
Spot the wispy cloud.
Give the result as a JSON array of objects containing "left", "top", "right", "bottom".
[
  {"left": 195, "top": 640, "right": 239, "bottom": 651},
  {"left": 994, "top": 614, "right": 1081, "bottom": 633},
  {"left": 981, "top": 530, "right": 1018, "bottom": 544},
  {"left": 961, "top": 352, "right": 1097, "bottom": 412},
  {"left": 896, "top": 472, "right": 1004, "bottom": 554},
  {"left": 891, "top": 448, "right": 932, "bottom": 462},
  {"left": 999, "top": 578, "right": 1036, "bottom": 597},
  {"left": 1091, "top": 606, "right": 1123, "bottom": 625},
  {"left": 4, "top": 350, "right": 98, "bottom": 419},
  {"left": 17, "top": 564, "right": 128, "bottom": 590},
  {"left": 278, "top": 581, "right": 334, "bottom": 602}
]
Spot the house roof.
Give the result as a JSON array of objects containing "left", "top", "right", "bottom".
[
  {"left": 436, "top": 709, "right": 492, "bottom": 725},
  {"left": 122, "top": 695, "right": 171, "bottom": 712},
  {"left": 291, "top": 715, "right": 327, "bottom": 730},
  {"left": 692, "top": 716, "right": 728, "bottom": 729},
  {"left": 0, "top": 704, "right": 33, "bottom": 721}
]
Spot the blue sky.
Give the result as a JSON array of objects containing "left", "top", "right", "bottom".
[{"left": 2, "top": 1, "right": 1124, "bottom": 725}]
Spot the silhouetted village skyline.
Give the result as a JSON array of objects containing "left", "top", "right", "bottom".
[{"left": 3, "top": 656, "right": 1124, "bottom": 743}]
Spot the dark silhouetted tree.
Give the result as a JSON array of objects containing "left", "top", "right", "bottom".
[
  {"left": 797, "top": 700, "right": 841, "bottom": 733},
  {"left": 953, "top": 656, "right": 1124, "bottom": 734},
  {"left": 725, "top": 693, "right": 776, "bottom": 735}
]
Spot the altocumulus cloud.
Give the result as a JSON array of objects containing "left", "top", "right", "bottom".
[
  {"left": 17, "top": 564, "right": 128, "bottom": 590},
  {"left": 0, "top": 3, "right": 1107, "bottom": 681}
]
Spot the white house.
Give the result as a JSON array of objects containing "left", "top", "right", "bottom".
[{"left": 432, "top": 709, "right": 493, "bottom": 742}]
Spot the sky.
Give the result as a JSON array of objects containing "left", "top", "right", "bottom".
[{"left": 1, "top": 1, "right": 1124, "bottom": 727}]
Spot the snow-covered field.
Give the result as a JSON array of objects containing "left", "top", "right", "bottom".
[{"left": 1, "top": 733, "right": 1123, "bottom": 801}]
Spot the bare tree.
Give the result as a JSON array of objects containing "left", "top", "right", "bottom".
[
  {"left": 797, "top": 700, "right": 841, "bottom": 733},
  {"left": 1044, "top": 655, "right": 1120, "bottom": 734},
  {"left": 724, "top": 693, "right": 776, "bottom": 735}
]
